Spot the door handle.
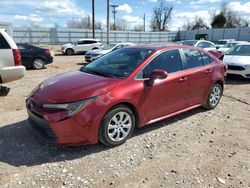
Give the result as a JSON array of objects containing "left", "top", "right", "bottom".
[
  {"left": 179, "top": 77, "right": 188, "bottom": 82},
  {"left": 205, "top": 69, "right": 212, "bottom": 74}
]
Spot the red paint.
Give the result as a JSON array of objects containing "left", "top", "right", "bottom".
[{"left": 27, "top": 45, "right": 225, "bottom": 145}]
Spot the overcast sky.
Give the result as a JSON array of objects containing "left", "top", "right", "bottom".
[{"left": 0, "top": 0, "right": 249, "bottom": 30}]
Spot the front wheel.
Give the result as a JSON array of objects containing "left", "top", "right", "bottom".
[
  {"left": 99, "top": 106, "right": 135, "bottom": 147},
  {"left": 203, "top": 83, "right": 223, "bottom": 110}
]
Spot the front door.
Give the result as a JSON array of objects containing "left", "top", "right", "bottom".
[{"left": 141, "top": 49, "right": 189, "bottom": 122}]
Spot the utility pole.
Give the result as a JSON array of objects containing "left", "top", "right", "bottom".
[
  {"left": 87, "top": 15, "right": 91, "bottom": 29},
  {"left": 111, "top": 4, "right": 118, "bottom": 30},
  {"left": 107, "top": 0, "right": 110, "bottom": 44},
  {"left": 92, "top": 0, "right": 95, "bottom": 38},
  {"left": 143, "top": 13, "right": 146, "bottom": 32}
]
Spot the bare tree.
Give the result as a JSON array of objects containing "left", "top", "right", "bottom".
[
  {"left": 110, "top": 19, "right": 128, "bottom": 31},
  {"left": 67, "top": 17, "right": 103, "bottom": 30},
  {"left": 211, "top": 2, "right": 249, "bottom": 28},
  {"left": 150, "top": 0, "right": 173, "bottom": 31},
  {"left": 131, "top": 24, "right": 144, "bottom": 31},
  {"left": 182, "top": 16, "right": 209, "bottom": 30}
]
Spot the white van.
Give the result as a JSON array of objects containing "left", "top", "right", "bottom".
[{"left": 0, "top": 29, "right": 26, "bottom": 95}]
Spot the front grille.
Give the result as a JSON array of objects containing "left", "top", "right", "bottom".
[
  {"left": 227, "top": 65, "right": 245, "bottom": 71},
  {"left": 28, "top": 110, "right": 57, "bottom": 141},
  {"left": 26, "top": 98, "right": 57, "bottom": 142}
]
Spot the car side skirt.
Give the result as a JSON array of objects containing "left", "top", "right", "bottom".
[{"left": 141, "top": 104, "right": 202, "bottom": 127}]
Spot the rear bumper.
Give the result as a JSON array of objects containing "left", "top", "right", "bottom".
[
  {"left": 0, "top": 65, "right": 26, "bottom": 83},
  {"left": 45, "top": 56, "right": 53, "bottom": 64}
]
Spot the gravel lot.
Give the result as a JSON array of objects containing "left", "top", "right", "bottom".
[{"left": 0, "top": 52, "right": 250, "bottom": 188}]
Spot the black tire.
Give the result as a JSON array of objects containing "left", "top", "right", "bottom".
[
  {"left": 32, "top": 58, "right": 45, "bottom": 70},
  {"left": 203, "top": 83, "right": 223, "bottom": 110},
  {"left": 92, "top": 47, "right": 98, "bottom": 50},
  {"left": 99, "top": 105, "right": 136, "bottom": 147},
  {"left": 66, "top": 48, "right": 74, "bottom": 55}
]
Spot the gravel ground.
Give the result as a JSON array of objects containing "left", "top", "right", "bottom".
[{"left": 0, "top": 52, "right": 250, "bottom": 188}]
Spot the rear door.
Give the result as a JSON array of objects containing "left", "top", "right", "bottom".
[
  {"left": 181, "top": 49, "right": 213, "bottom": 106},
  {"left": 0, "top": 31, "right": 14, "bottom": 68},
  {"left": 18, "top": 44, "right": 35, "bottom": 67},
  {"left": 141, "top": 49, "right": 189, "bottom": 121}
]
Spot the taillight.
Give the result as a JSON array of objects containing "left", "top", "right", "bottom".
[
  {"left": 44, "top": 49, "right": 50, "bottom": 56},
  {"left": 12, "top": 49, "right": 22, "bottom": 66}
]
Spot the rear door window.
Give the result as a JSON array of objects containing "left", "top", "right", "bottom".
[
  {"left": 0, "top": 33, "right": 10, "bottom": 49},
  {"left": 183, "top": 49, "right": 203, "bottom": 69},
  {"left": 201, "top": 52, "right": 214, "bottom": 65}
]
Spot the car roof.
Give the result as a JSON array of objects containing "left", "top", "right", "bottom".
[
  {"left": 235, "top": 43, "right": 250, "bottom": 46},
  {"left": 126, "top": 43, "right": 192, "bottom": 51},
  {"left": 78, "top": 38, "right": 100, "bottom": 41}
]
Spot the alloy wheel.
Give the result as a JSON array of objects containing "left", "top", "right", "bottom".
[{"left": 107, "top": 112, "right": 132, "bottom": 142}]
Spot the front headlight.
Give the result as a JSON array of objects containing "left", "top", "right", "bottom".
[
  {"left": 245, "top": 65, "right": 250, "bottom": 68},
  {"left": 43, "top": 97, "right": 96, "bottom": 117},
  {"left": 92, "top": 53, "right": 101, "bottom": 57}
]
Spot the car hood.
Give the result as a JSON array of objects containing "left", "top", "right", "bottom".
[
  {"left": 223, "top": 55, "right": 250, "bottom": 66},
  {"left": 30, "top": 70, "right": 120, "bottom": 104},
  {"left": 87, "top": 49, "right": 111, "bottom": 55},
  {"left": 62, "top": 43, "right": 73, "bottom": 47}
]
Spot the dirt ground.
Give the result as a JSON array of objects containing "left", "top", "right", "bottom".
[{"left": 0, "top": 51, "right": 250, "bottom": 188}]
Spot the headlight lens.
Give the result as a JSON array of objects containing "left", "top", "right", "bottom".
[{"left": 43, "top": 97, "right": 96, "bottom": 117}]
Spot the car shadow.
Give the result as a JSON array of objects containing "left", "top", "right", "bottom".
[
  {"left": 225, "top": 75, "right": 250, "bottom": 85},
  {"left": 0, "top": 107, "right": 204, "bottom": 167}
]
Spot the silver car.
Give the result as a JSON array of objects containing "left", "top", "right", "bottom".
[
  {"left": 223, "top": 43, "right": 250, "bottom": 78},
  {"left": 85, "top": 42, "right": 134, "bottom": 62}
]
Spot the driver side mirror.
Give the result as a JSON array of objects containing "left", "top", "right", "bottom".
[{"left": 147, "top": 69, "right": 168, "bottom": 85}]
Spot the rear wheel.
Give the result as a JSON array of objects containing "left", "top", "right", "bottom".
[
  {"left": 203, "top": 83, "right": 222, "bottom": 110},
  {"left": 32, "top": 58, "right": 45, "bottom": 70},
  {"left": 66, "top": 48, "right": 74, "bottom": 55},
  {"left": 99, "top": 105, "right": 135, "bottom": 147}
]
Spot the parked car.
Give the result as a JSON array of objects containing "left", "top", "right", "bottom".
[
  {"left": 17, "top": 43, "right": 53, "bottom": 70},
  {"left": 61, "top": 39, "right": 103, "bottom": 55},
  {"left": 26, "top": 44, "right": 226, "bottom": 147},
  {"left": 223, "top": 43, "right": 250, "bottom": 78},
  {"left": 214, "top": 39, "right": 235, "bottom": 49},
  {"left": 85, "top": 42, "right": 134, "bottom": 62},
  {"left": 0, "top": 29, "right": 26, "bottom": 96},
  {"left": 217, "top": 41, "right": 248, "bottom": 54},
  {"left": 178, "top": 40, "right": 217, "bottom": 51}
]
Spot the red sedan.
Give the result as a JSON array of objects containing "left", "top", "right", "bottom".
[{"left": 26, "top": 45, "right": 226, "bottom": 147}]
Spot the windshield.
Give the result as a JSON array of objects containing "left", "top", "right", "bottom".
[
  {"left": 81, "top": 48, "right": 154, "bottom": 78},
  {"left": 222, "top": 43, "right": 237, "bottom": 48},
  {"left": 102, "top": 43, "right": 117, "bottom": 50},
  {"left": 179, "top": 41, "right": 196, "bottom": 46},
  {"left": 226, "top": 45, "right": 250, "bottom": 56}
]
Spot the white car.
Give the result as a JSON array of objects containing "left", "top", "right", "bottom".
[
  {"left": 85, "top": 42, "right": 134, "bottom": 62},
  {"left": 178, "top": 40, "right": 217, "bottom": 51},
  {"left": 223, "top": 43, "right": 250, "bottom": 78},
  {"left": 61, "top": 39, "right": 103, "bottom": 55},
  {"left": 217, "top": 41, "right": 248, "bottom": 54},
  {"left": 214, "top": 39, "right": 235, "bottom": 49},
  {"left": 0, "top": 29, "right": 26, "bottom": 96}
]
